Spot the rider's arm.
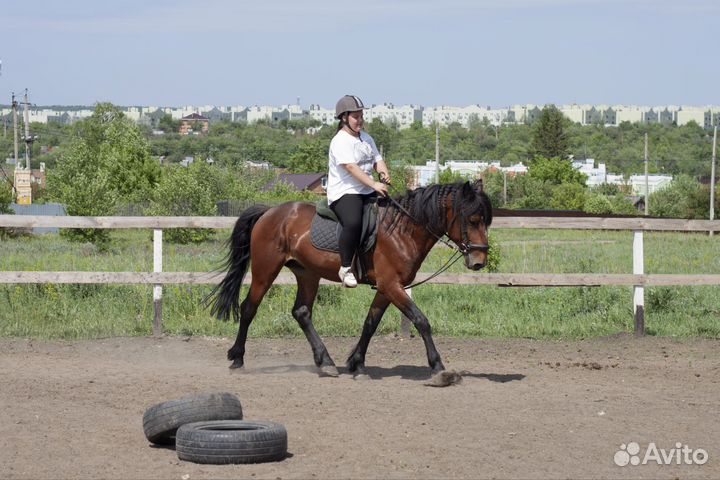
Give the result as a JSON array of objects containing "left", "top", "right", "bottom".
[
  {"left": 342, "top": 163, "right": 388, "bottom": 196},
  {"left": 373, "top": 159, "right": 391, "bottom": 184}
]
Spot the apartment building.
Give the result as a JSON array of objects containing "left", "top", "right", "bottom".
[{"left": 5, "top": 102, "right": 720, "bottom": 130}]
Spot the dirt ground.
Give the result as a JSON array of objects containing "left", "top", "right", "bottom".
[{"left": 1, "top": 334, "right": 718, "bottom": 479}]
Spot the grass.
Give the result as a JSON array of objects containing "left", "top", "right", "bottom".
[{"left": 0, "top": 228, "right": 718, "bottom": 340}]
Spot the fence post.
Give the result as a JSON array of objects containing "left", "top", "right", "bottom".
[
  {"left": 633, "top": 230, "right": 645, "bottom": 336},
  {"left": 400, "top": 287, "right": 413, "bottom": 337},
  {"left": 153, "top": 229, "right": 163, "bottom": 336}
]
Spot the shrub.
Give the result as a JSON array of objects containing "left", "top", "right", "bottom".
[{"left": 147, "top": 163, "right": 217, "bottom": 244}]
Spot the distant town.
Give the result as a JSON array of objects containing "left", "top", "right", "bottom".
[{"left": 2, "top": 102, "right": 720, "bottom": 130}]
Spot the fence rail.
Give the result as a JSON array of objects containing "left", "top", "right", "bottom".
[
  {"left": 1, "top": 214, "right": 719, "bottom": 231},
  {"left": 1, "top": 214, "right": 718, "bottom": 336}
]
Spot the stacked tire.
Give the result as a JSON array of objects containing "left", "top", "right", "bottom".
[{"left": 143, "top": 392, "right": 287, "bottom": 464}]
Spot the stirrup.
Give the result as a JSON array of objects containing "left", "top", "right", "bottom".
[{"left": 338, "top": 266, "right": 357, "bottom": 288}]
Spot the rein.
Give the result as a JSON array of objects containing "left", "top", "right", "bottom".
[{"left": 380, "top": 182, "right": 488, "bottom": 289}]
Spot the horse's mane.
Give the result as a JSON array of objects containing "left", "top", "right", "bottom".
[{"left": 382, "top": 181, "right": 493, "bottom": 236}]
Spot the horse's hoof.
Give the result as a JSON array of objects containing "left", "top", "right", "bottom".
[
  {"left": 353, "top": 373, "right": 371, "bottom": 381},
  {"left": 228, "top": 360, "right": 245, "bottom": 370},
  {"left": 319, "top": 365, "right": 340, "bottom": 377},
  {"left": 425, "top": 369, "right": 463, "bottom": 387}
]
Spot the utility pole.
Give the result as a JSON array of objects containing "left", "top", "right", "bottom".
[
  {"left": 502, "top": 170, "right": 507, "bottom": 206},
  {"left": 644, "top": 132, "right": 649, "bottom": 216},
  {"left": 12, "top": 93, "right": 19, "bottom": 166},
  {"left": 435, "top": 121, "right": 440, "bottom": 183},
  {"left": 710, "top": 126, "right": 717, "bottom": 236},
  {"left": 23, "top": 89, "right": 32, "bottom": 170}
]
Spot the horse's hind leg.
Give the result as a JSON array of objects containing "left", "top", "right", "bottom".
[
  {"left": 346, "top": 291, "right": 391, "bottom": 375},
  {"left": 227, "top": 262, "right": 283, "bottom": 369},
  {"left": 292, "top": 272, "right": 338, "bottom": 377}
]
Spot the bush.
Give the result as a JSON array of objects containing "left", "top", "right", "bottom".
[
  {"left": 584, "top": 194, "right": 614, "bottom": 214},
  {"left": 147, "top": 163, "right": 217, "bottom": 244},
  {"left": 649, "top": 175, "right": 706, "bottom": 219},
  {"left": 550, "top": 183, "right": 586, "bottom": 210},
  {"left": 0, "top": 180, "right": 14, "bottom": 240}
]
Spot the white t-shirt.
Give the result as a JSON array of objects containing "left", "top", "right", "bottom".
[{"left": 327, "top": 130, "right": 383, "bottom": 204}]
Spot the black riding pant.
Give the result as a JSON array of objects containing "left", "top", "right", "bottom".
[{"left": 330, "top": 193, "right": 375, "bottom": 267}]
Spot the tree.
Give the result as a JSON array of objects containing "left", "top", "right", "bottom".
[
  {"left": 531, "top": 105, "right": 569, "bottom": 159},
  {"left": 47, "top": 103, "right": 160, "bottom": 246},
  {"left": 158, "top": 114, "right": 180, "bottom": 134},
  {"left": 649, "top": 175, "right": 707, "bottom": 219},
  {"left": 529, "top": 156, "right": 587, "bottom": 185},
  {"left": 147, "top": 162, "right": 217, "bottom": 244},
  {"left": 550, "top": 183, "right": 586, "bottom": 210},
  {"left": 287, "top": 137, "right": 327, "bottom": 173}
]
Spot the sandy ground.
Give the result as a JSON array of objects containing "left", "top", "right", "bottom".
[{"left": 0, "top": 334, "right": 718, "bottom": 479}]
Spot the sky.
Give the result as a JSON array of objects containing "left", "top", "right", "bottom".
[{"left": 2, "top": 0, "right": 719, "bottom": 109}]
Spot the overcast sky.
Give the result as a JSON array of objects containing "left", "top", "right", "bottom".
[{"left": 2, "top": 0, "right": 718, "bottom": 108}]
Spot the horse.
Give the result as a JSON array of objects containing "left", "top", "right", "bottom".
[{"left": 207, "top": 180, "right": 492, "bottom": 379}]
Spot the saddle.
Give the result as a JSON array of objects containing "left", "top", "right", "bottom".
[{"left": 311, "top": 198, "right": 379, "bottom": 283}]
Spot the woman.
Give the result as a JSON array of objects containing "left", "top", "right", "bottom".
[{"left": 327, "top": 95, "right": 391, "bottom": 288}]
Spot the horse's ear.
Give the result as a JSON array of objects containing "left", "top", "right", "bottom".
[
  {"left": 462, "top": 181, "right": 476, "bottom": 200},
  {"left": 473, "top": 178, "right": 484, "bottom": 193}
]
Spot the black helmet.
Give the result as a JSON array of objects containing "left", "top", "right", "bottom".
[{"left": 335, "top": 95, "right": 365, "bottom": 119}]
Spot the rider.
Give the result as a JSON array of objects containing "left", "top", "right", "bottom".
[{"left": 327, "top": 95, "right": 391, "bottom": 288}]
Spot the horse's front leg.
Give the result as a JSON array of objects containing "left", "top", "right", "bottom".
[
  {"left": 346, "top": 291, "right": 391, "bottom": 375},
  {"left": 384, "top": 286, "right": 445, "bottom": 374}
]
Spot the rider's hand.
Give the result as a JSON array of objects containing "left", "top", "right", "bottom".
[
  {"left": 373, "top": 181, "right": 389, "bottom": 197},
  {"left": 379, "top": 173, "right": 391, "bottom": 185}
]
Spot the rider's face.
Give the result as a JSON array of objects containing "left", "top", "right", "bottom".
[{"left": 346, "top": 110, "right": 364, "bottom": 130}]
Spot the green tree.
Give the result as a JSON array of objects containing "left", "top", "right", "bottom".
[
  {"left": 47, "top": 103, "right": 160, "bottom": 246},
  {"left": 0, "top": 180, "right": 13, "bottom": 239},
  {"left": 529, "top": 156, "right": 587, "bottom": 185},
  {"left": 649, "top": 175, "right": 708, "bottom": 219},
  {"left": 531, "top": 105, "right": 569, "bottom": 159},
  {"left": 147, "top": 162, "right": 218, "bottom": 243},
  {"left": 550, "top": 183, "right": 586, "bottom": 210},
  {"left": 287, "top": 137, "right": 327, "bottom": 173},
  {"left": 158, "top": 114, "right": 180, "bottom": 134}
]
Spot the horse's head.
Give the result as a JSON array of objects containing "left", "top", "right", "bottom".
[{"left": 447, "top": 180, "right": 493, "bottom": 271}]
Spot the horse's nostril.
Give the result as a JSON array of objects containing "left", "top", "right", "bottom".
[{"left": 472, "top": 263, "right": 484, "bottom": 271}]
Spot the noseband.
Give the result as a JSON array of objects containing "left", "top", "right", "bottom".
[{"left": 457, "top": 214, "right": 489, "bottom": 255}]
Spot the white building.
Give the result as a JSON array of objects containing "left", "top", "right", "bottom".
[
  {"left": 628, "top": 174, "right": 674, "bottom": 195},
  {"left": 366, "top": 103, "right": 423, "bottom": 129},
  {"left": 572, "top": 158, "right": 674, "bottom": 194},
  {"left": 409, "top": 160, "right": 528, "bottom": 188}
]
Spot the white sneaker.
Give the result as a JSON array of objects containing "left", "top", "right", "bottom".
[{"left": 338, "top": 266, "right": 357, "bottom": 288}]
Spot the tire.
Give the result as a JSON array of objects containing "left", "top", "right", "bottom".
[
  {"left": 176, "top": 420, "right": 288, "bottom": 464},
  {"left": 143, "top": 393, "right": 243, "bottom": 445}
]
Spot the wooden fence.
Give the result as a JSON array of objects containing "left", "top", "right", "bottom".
[{"left": 1, "top": 214, "right": 718, "bottom": 336}]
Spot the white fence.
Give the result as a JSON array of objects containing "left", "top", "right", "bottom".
[{"left": 1, "top": 214, "right": 718, "bottom": 336}]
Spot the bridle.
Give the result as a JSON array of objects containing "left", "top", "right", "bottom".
[
  {"left": 380, "top": 184, "right": 489, "bottom": 288},
  {"left": 457, "top": 212, "right": 490, "bottom": 254}
]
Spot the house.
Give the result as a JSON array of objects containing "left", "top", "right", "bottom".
[
  {"left": 179, "top": 113, "right": 209, "bottom": 135},
  {"left": 263, "top": 173, "right": 327, "bottom": 194}
]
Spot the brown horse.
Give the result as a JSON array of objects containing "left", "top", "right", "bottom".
[{"left": 207, "top": 180, "right": 492, "bottom": 377}]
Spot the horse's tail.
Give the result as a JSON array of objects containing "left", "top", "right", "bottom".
[{"left": 206, "top": 204, "right": 270, "bottom": 322}]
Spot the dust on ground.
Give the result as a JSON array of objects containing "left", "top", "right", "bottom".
[{"left": 1, "top": 334, "right": 718, "bottom": 479}]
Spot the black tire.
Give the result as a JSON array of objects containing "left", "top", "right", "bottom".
[
  {"left": 176, "top": 420, "right": 288, "bottom": 464},
  {"left": 142, "top": 393, "right": 243, "bottom": 445}
]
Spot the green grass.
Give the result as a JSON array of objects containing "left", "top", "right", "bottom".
[{"left": 0, "top": 228, "right": 718, "bottom": 340}]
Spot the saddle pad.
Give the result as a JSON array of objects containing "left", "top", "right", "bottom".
[
  {"left": 310, "top": 215, "right": 343, "bottom": 252},
  {"left": 310, "top": 202, "right": 378, "bottom": 254}
]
